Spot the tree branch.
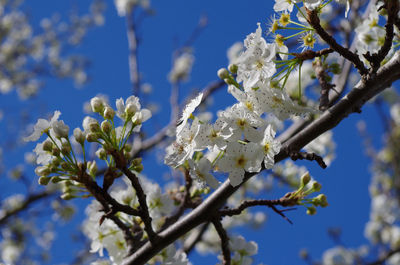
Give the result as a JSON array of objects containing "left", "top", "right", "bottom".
[
  {"left": 306, "top": 9, "right": 368, "bottom": 75},
  {"left": 121, "top": 51, "right": 400, "bottom": 265},
  {"left": 0, "top": 190, "right": 56, "bottom": 226},
  {"left": 212, "top": 216, "right": 231, "bottom": 265}
]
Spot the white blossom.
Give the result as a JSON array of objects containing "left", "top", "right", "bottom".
[
  {"left": 24, "top": 111, "right": 61, "bottom": 142},
  {"left": 217, "top": 142, "right": 264, "bottom": 187},
  {"left": 176, "top": 92, "right": 203, "bottom": 135},
  {"left": 188, "top": 157, "right": 220, "bottom": 189}
]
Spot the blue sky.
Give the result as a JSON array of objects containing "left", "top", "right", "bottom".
[{"left": 0, "top": 0, "right": 390, "bottom": 264}]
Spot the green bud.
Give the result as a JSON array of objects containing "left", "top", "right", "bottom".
[
  {"left": 38, "top": 176, "right": 51, "bottom": 185},
  {"left": 306, "top": 206, "right": 316, "bottom": 215},
  {"left": 60, "top": 162, "right": 69, "bottom": 171},
  {"left": 43, "top": 140, "right": 53, "bottom": 152},
  {"left": 35, "top": 166, "right": 50, "bottom": 177},
  {"left": 124, "top": 144, "right": 132, "bottom": 153},
  {"left": 228, "top": 64, "right": 238, "bottom": 74},
  {"left": 217, "top": 68, "right": 229, "bottom": 79},
  {"left": 52, "top": 146, "right": 60, "bottom": 157},
  {"left": 89, "top": 122, "right": 101, "bottom": 133},
  {"left": 224, "top": 78, "right": 235, "bottom": 85},
  {"left": 51, "top": 176, "right": 63, "bottom": 183},
  {"left": 86, "top": 132, "right": 98, "bottom": 142},
  {"left": 312, "top": 182, "right": 322, "bottom": 192},
  {"left": 61, "top": 142, "right": 71, "bottom": 155},
  {"left": 300, "top": 172, "right": 311, "bottom": 187},
  {"left": 316, "top": 194, "right": 328, "bottom": 207},
  {"left": 60, "top": 193, "right": 75, "bottom": 200},
  {"left": 101, "top": 120, "right": 112, "bottom": 134},
  {"left": 131, "top": 157, "right": 142, "bottom": 167},
  {"left": 133, "top": 164, "right": 143, "bottom": 173},
  {"left": 96, "top": 148, "right": 107, "bottom": 160},
  {"left": 103, "top": 107, "right": 115, "bottom": 120},
  {"left": 73, "top": 128, "right": 85, "bottom": 145}
]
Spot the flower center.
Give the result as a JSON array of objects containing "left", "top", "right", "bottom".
[{"left": 236, "top": 155, "right": 247, "bottom": 168}]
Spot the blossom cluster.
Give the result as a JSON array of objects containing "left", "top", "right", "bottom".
[
  {"left": 23, "top": 95, "right": 151, "bottom": 199},
  {"left": 165, "top": 22, "right": 317, "bottom": 189}
]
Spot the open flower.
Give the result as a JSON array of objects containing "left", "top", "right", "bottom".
[
  {"left": 24, "top": 111, "right": 61, "bottom": 142},
  {"left": 217, "top": 142, "right": 263, "bottom": 187}
]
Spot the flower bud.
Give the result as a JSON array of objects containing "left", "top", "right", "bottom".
[
  {"left": 86, "top": 133, "right": 98, "bottom": 142},
  {"left": 73, "top": 128, "right": 85, "bottom": 145},
  {"left": 131, "top": 157, "right": 142, "bottom": 166},
  {"left": 90, "top": 97, "right": 104, "bottom": 113},
  {"left": 89, "top": 122, "right": 100, "bottom": 133},
  {"left": 60, "top": 162, "right": 69, "bottom": 171},
  {"left": 312, "top": 182, "right": 322, "bottom": 192},
  {"left": 133, "top": 164, "right": 143, "bottom": 173},
  {"left": 60, "top": 193, "right": 75, "bottom": 200},
  {"left": 124, "top": 144, "right": 132, "bottom": 153},
  {"left": 306, "top": 206, "right": 316, "bottom": 215},
  {"left": 51, "top": 176, "right": 63, "bottom": 183},
  {"left": 103, "top": 107, "right": 115, "bottom": 120},
  {"left": 228, "top": 64, "right": 238, "bottom": 74},
  {"left": 96, "top": 148, "right": 107, "bottom": 160},
  {"left": 52, "top": 146, "right": 60, "bottom": 157},
  {"left": 125, "top": 103, "right": 138, "bottom": 117},
  {"left": 43, "top": 140, "right": 53, "bottom": 152},
  {"left": 88, "top": 161, "right": 98, "bottom": 177},
  {"left": 300, "top": 172, "right": 311, "bottom": 187},
  {"left": 217, "top": 68, "right": 229, "bottom": 79},
  {"left": 101, "top": 120, "right": 112, "bottom": 134},
  {"left": 35, "top": 166, "right": 51, "bottom": 177},
  {"left": 52, "top": 120, "right": 69, "bottom": 139},
  {"left": 61, "top": 142, "right": 71, "bottom": 155},
  {"left": 38, "top": 176, "right": 51, "bottom": 185}
]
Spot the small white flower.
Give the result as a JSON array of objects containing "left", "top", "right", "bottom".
[
  {"left": 237, "top": 23, "right": 276, "bottom": 88},
  {"left": 217, "top": 142, "right": 263, "bottom": 187},
  {"left": 52, "top": 120, "right": 70, "bottom": 139},
  {"left": 218, "top": 104, "right": 265, "bottom": 142},
  {"left": 260, "top": 125, "right": 281, "bottom": 169},
  {"left": 24, "top": 111, "right": 61, "bottom": 142},
  {"left": 168, "top": 52, "right": 195, "bottom": 83},
  {"left": 188, "top": 157, "right": 220, "bottom": 189}
]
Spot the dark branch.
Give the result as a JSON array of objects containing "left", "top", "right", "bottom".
[
  {"left": 121, "top": 51, "right": 400, "bottom": 265},
  {"left": 288, "top": 150, "right": 327, "bottom": 169},
  {"left": 292, "top": 48, "right": 333, "bottom": 61},
  {"left": 219, "top": 198, "right": 297, "bottom": 224},
  {"left": 312, "top": 58, "right": 336, "bottom": 111},
  {"left": 306, "top": 9, "right": 368, "bottom": 75},
  {"left": 212, "top": 216, "right": 231, "bottom": 265},
  {"left": 364, "top": 0, "right": 398, "bottom": 72}
]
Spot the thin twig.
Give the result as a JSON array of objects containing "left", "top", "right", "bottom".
[
  {"left": 288, "top": 150, "right": 327, "bottom": 169},
  {"left": 306, "top": 8, "right": 368, "bottom": 75},
  {"left": 219, "top": 198, "right": 297, "bottom": 224}
]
